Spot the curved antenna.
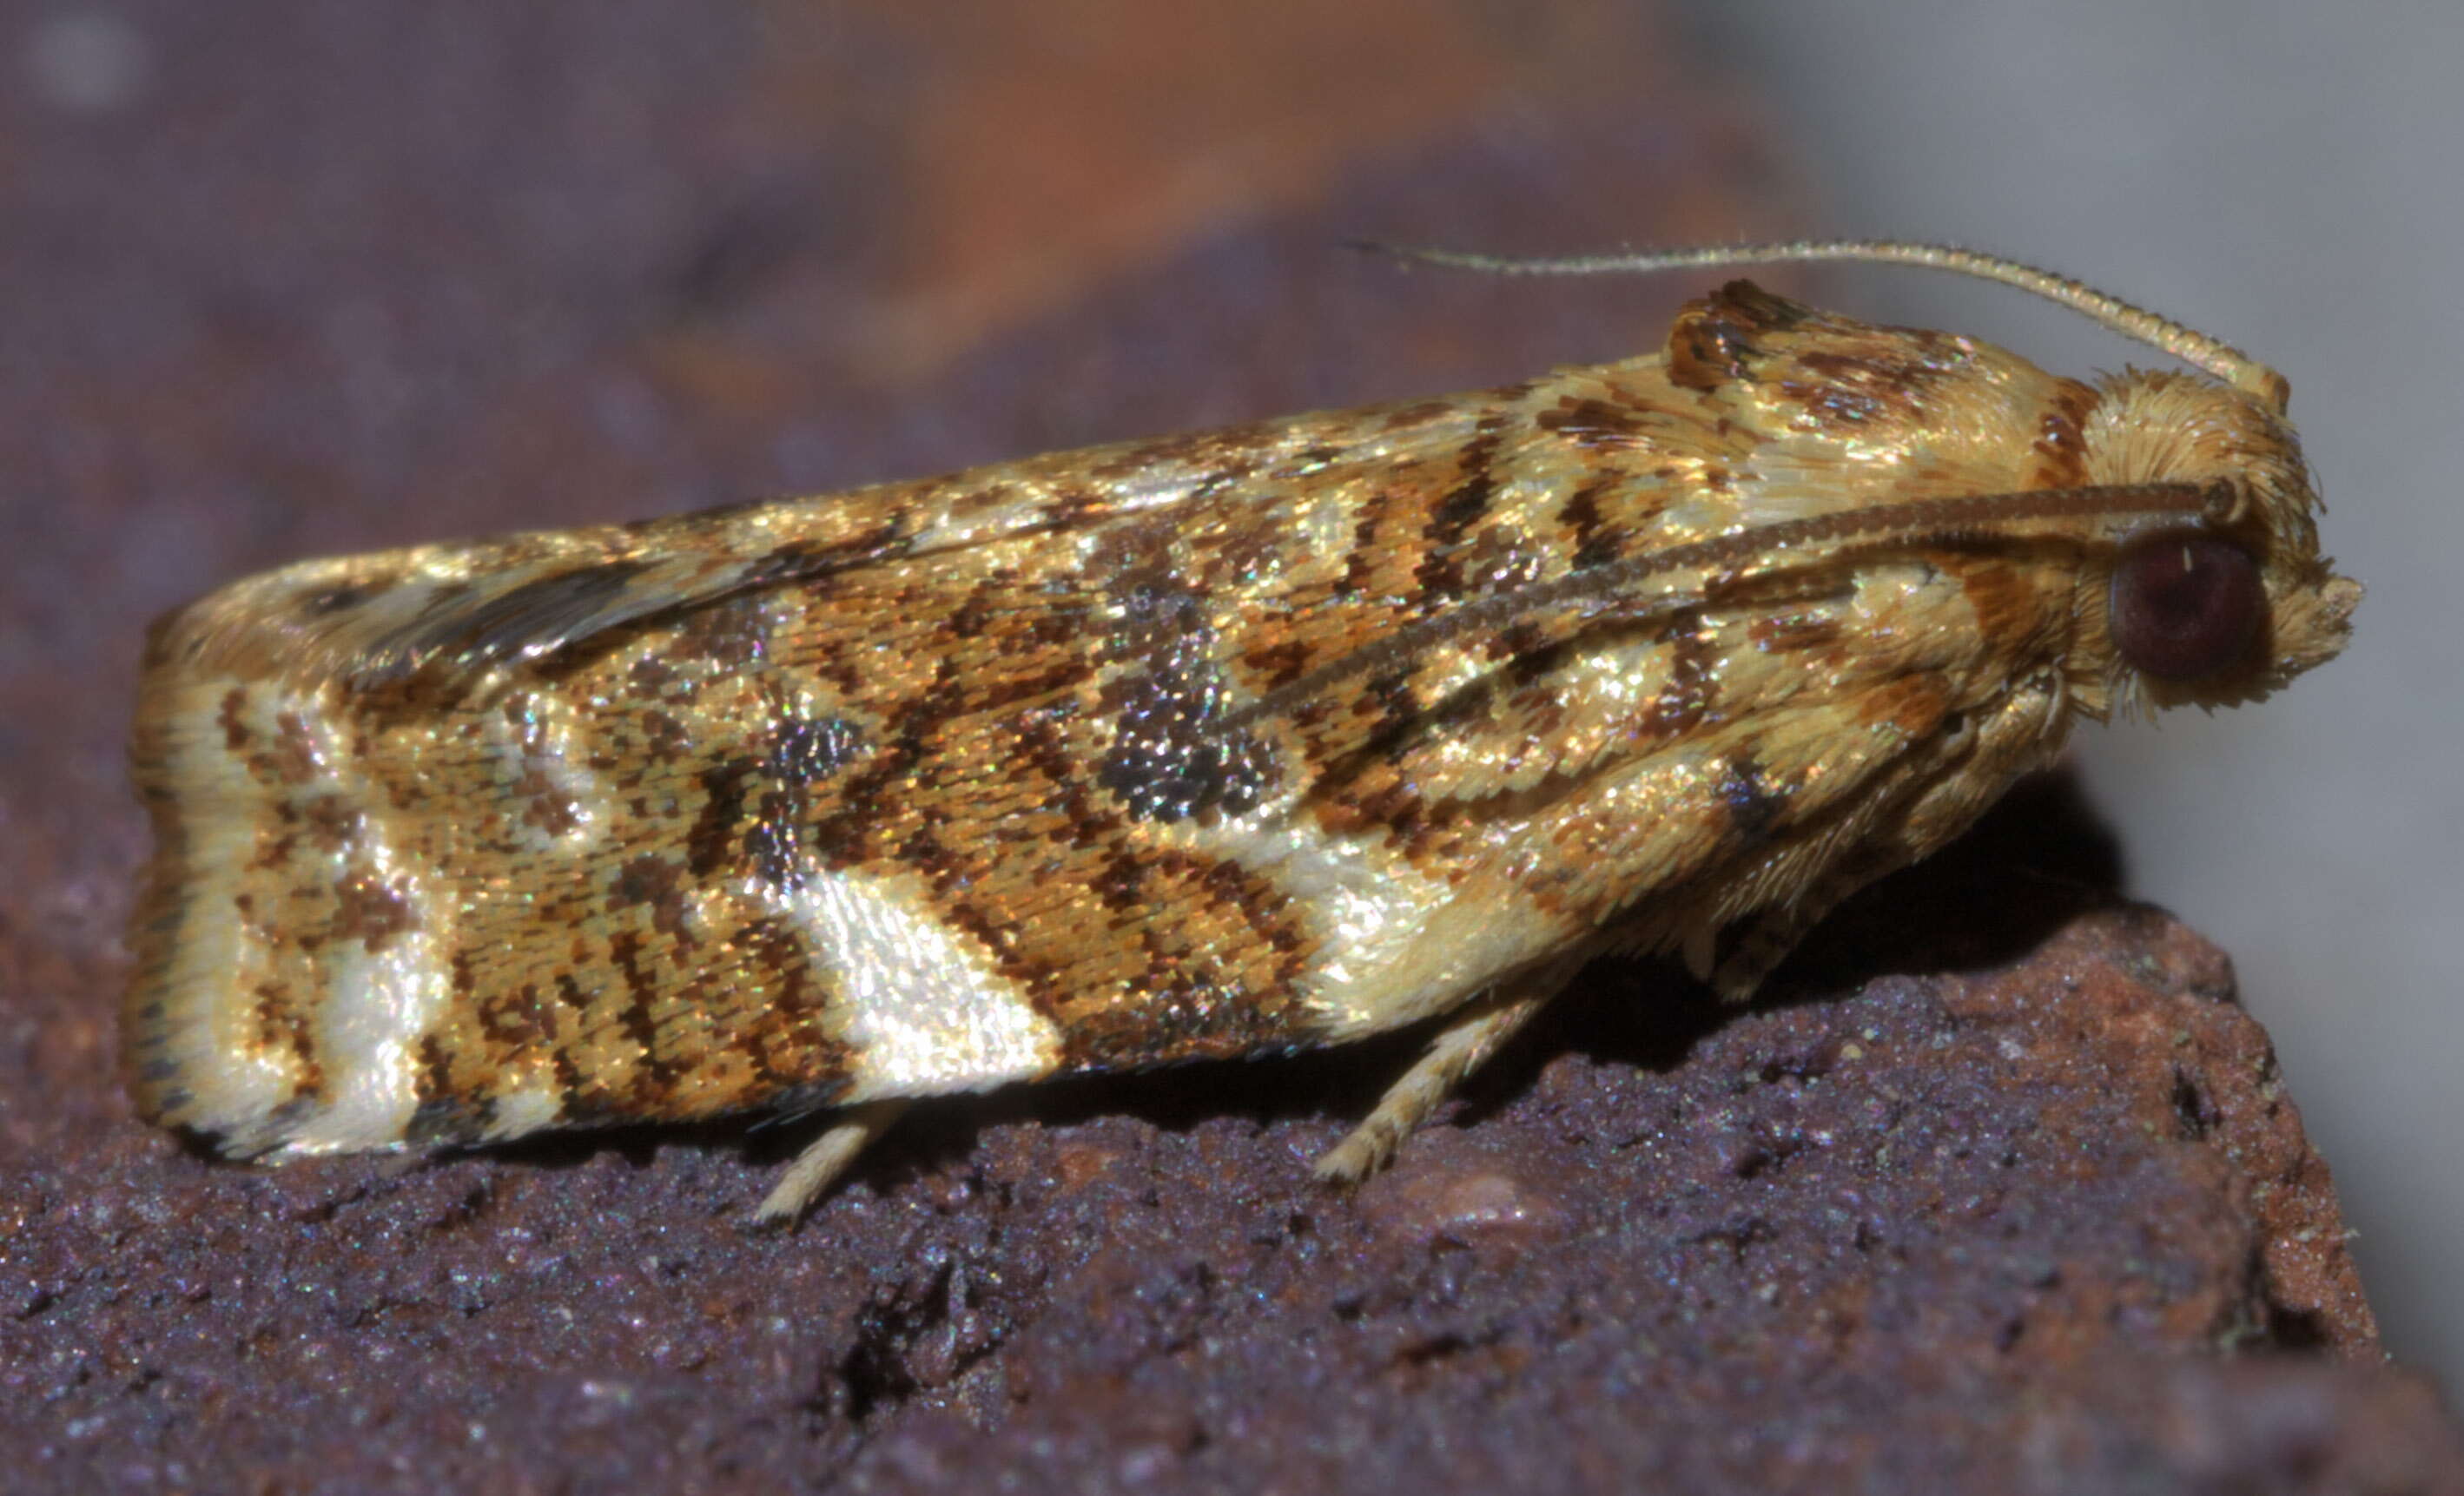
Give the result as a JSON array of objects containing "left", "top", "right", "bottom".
[{"left": 1357, "top": 239, "right": 2289, "bottom": 415}]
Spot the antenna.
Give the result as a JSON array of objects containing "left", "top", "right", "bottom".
[
  {"left": 1220, "top": 480, "right": 2229, "bottom": 734},
  {"left": 1357, "top": 239, "right": 2289, "bottom": 415}
]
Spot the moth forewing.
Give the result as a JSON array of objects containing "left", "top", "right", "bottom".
[{"left": 122, "top": 245, "right": 2357, "bottom": 1223}]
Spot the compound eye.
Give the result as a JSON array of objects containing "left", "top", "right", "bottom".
[{"left": 2110, "top": 531, "right": 2265, "bottom": 682}]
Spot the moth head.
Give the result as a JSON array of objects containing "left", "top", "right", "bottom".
[
  {"left": 2082, "top": 371, "right": 2360, "bottom": 715},
  {"left": 1349, "top": 236, "right": 2358, "bottom": 718}
]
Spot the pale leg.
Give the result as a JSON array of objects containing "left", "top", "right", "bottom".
[
  {"left": 756, "top": 1099, "right": 913, "bottom": 1223},
  {"left": 1313, "top": 958, "right": 1583, "bottom": 1183},
  {"left": 1705, "top": 856, "right": 1906, "bottom": 1001}
]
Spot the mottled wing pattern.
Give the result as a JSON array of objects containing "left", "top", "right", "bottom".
[{"left": 124, "top": 282, "right": 2339, "bottom": 1169}]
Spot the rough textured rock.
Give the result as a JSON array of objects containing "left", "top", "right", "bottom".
[
  {"left": 0, "top": 3, "right": 2454, "bottom": 1492},
  {"left": 10, "top": 775, "right": 2454, "bottom": 1493}
]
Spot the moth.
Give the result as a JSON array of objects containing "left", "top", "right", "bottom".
[{"left": 123, "top": 241, "right": 2358, "bottom": 1222}]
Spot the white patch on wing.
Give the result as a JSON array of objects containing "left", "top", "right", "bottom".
[
  {"left": 280, "top": 907, "right": 453, "bottom": 1153},
  {"left": 278, "top": 694, "right": 453, "bottom": 1154},
  {"left": 1297, "top": 486, "right": 1355, "bottom": 557},
  {"left": 150, "top": 679, "right": 460, "bottom": 1157},
  {"left": 483, "top": 1083, "right": 565, "bottom": 1141},
  {"left": 149, "top": 677, "right": 304, "bottom": 1145},
  {"left": 748, "top": 869, "right": 1061, "bottom": 1097},
  {"left": 479, "top": 686, "right": 608, "bottom": 852},
  {"left": 1188, "top": 816, "right": 1568, "bottom": 1040}
]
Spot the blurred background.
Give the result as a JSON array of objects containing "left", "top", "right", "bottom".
[
  {"left": 2, "top": 0, "right": 2455, "bottom": 1395},
  {"left": 1681, "top": 2, "right": 2464, "bottom": 1387}
]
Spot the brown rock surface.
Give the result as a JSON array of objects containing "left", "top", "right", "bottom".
[{"left": 0, "top": 3, "right": 2454, "bottom": 1492}]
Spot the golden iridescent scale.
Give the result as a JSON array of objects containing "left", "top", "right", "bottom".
[{"left": 122, "top": 243, "right": 2358, "bottom": 1221}]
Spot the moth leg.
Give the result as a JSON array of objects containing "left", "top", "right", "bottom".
[
  {"left": 756, "top": 1099, "right": 913, "bottom": 1224},
  {"left": 1706, "top": 860, "right": 1906, "bottom": 1002},
  {"left": 1707, "top": 913, "right": 1813, "bottom": 1003},
  {"left": 1314, "top": 958, "right": 1584, "bottom": 1183}
]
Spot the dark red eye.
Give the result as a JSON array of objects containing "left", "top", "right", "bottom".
[{"left": 2110, "top": 532, "right": 2264, "bottom": 682}]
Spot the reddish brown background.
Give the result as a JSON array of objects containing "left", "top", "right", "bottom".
[{"left": 1, "top": 3, "right": 2454, "bottom": 1491}]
